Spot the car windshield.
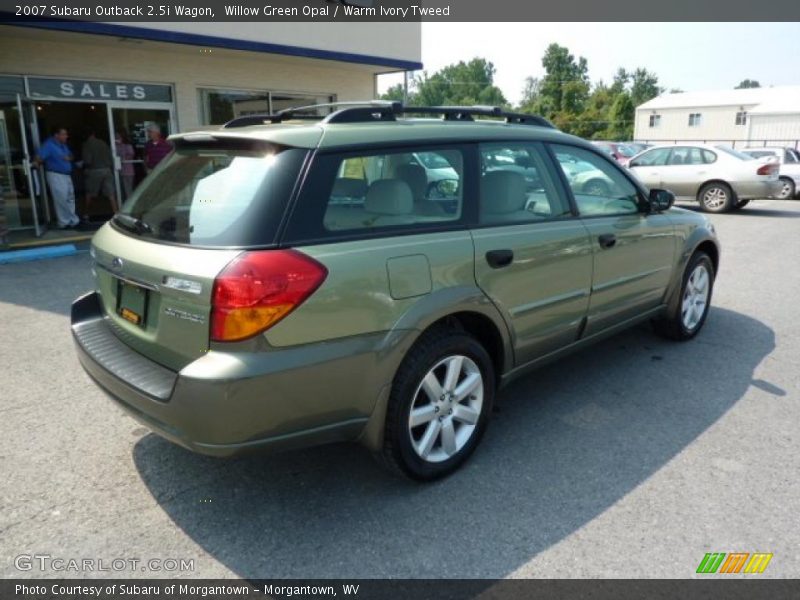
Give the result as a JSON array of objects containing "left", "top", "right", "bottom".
[
  {"left": 715, "top": 146, "right": 755, "bottom": 161},
  {"left": 115, "top": 142, "right": 307, "bottom": 246}
]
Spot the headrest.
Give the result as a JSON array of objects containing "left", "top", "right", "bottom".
[
  {"left": 481, "top": 171, "right": 527, "bottom": 214},
  {"left": 394, "top": 163, "right": 427, "bottom": 199},
  {"left": 331, "top": 177, "right": 368, "bottom": 198},
  {"left": 365, "top": 179, "right": 413, "bottom": 215}
]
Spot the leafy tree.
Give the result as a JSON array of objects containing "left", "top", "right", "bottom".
[
  {"left": 519, "top": 76, "right": 541, "bottom": 111},
  {"left": 380, "top": 83, "right": 407, "bottom": 103},
  {"left": 606, "top": 93, "right": 635, "bottom": 140},
  {"left": 536, "top": 43, "right": 590, "bottom": 118},
  {"left": 629, "top": 68, "right": 662, "bottom": 108},
  {"left": 413, "top": 58, "right": 506, "bottom": 107},
  {"left": 735, "top": 79, "right": 761, "bottom": 89}
]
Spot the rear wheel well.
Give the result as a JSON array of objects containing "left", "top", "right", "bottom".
[
  {"left": 696, "top": 179, "right": 735, "bottom": 202},
  {"left": 427, "top": 312, "right": 505, "bottom": 381},
  {"left": 695, "top": 240, "right": 719, "bottom": 274}
]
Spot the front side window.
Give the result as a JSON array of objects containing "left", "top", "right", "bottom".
[
  {"left": 688, "top": 113, "right": 703, "bottom": 127},
  {"left": 551, "top": 144, "right": 641, "bottom": 216},
  {"left": 630, "top": 147, "right": 671, "bottom": 167},
  {"left": 478, "top": 142, "right": 570, "bottom": 225},
  {"left": 321, "top": 148, "right": 464, "bottom": 232}
]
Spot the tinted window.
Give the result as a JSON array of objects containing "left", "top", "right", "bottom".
[
  {"left": 478, "top": 142, "right": 570, "bottom": 225},
  {"left": 552, "top": 145, "right": 641, "bottom": 216},
  {"left": 115, "top": 142, "right": 306, "bottom": 246}
]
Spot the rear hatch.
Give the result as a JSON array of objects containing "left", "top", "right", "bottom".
[{"left": 91, "top": 137, "right": 310, "bottom": 371}]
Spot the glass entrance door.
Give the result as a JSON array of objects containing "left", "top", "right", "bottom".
[
  {"left": 108, "top": 105, "right": 173, "bottom": 204},
  {"left": 0, "top": 94, "right": 48, "bottom": 236}
]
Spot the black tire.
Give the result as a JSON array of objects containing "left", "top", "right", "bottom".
[
  {"left": 777, "top": 177, "right": 796, "bottom": 200},
  {"left": 698, "top": 182, "right": 734, "bottom": 213},
  {"left": 734, "top": 199, "right": 750, "bottom": 210},
  {"left": 653, "top": 252, "right": 715, "bottom": 341},
  {"left": 380, "top": 326, "right": 495, "bottom": 481}
]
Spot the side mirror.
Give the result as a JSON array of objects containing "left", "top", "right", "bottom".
[{"left": 648, "top": 188, "right": 675, "bottom": 212}]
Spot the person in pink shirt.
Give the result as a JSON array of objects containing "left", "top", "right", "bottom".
[
  {"left": 143, "top": 123, "right": 172, "bottom": 172},
  {"left": 114, "top": 131, "right": 135, "bottom": 201}
]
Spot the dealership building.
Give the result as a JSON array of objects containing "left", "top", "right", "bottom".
[
  {"left": 0, "top": 21, "right": 421, "bottom": 239},
  {"left": 634, "top": 86, "right": 800, "bottom": 148}
]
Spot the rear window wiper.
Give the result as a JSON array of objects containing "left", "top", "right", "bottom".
[{"left": 114, "top": 213, "right": 154, "bottom": 236}]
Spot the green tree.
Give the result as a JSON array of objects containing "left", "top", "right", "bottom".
[
  {"left": 413, "top": 58, "right": 506, "bottom": 107},
  {"left": 735, "top": 79, "right": 761, "bottom": 89},
  {"left": 606, "top": 92, "right": 635, "bottom": 140},
  {"left": 629, "top": 68, "right": 662, "bottom": 108},
  {"left": 380, "top": 83, "right": 408, "bottom": 103},
  {"left": 536, "top": 43, "right": 590, "bottom": 120}
]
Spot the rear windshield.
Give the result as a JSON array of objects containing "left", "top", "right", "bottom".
[
  {"left": 114, "top": 142, "right": 307, "bottom": 247},
  {"left": 715, "top": 146, "right": 755, "bottom": 161}
]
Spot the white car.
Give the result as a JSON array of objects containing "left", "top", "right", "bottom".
[
  {"left": 739, "top": 147, "right": 800, "bottom": 200},
  {"left": 627, "top": 144, "right": 782, "bottom": 212}
]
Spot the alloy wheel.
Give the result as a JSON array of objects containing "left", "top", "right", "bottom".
[
  {"left": 682, "top": 264, "right": 710, "bottom": 331},
  {"left": 703, "top": 187, "right": 728, "bottom": 209},
  {"left": 408, "top": 355, "right": 484, "bottom": 463}
]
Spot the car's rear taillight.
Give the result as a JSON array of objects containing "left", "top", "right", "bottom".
[
  {"left": 211, "top": 250, "right": 327, "bottom": 342},
  {"left": 756, "top": 163, "right": 778, "bottom": 176}
]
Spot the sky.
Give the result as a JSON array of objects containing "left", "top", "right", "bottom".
[{"left": 378, "top": 22, "right": 800, "bottom": 105}]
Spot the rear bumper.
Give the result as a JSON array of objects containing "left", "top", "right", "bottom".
[
  {"left": 732, "top": 179, "right": 783, "bottom": 200},
  {"left": 72, "top": 292, "right": 410, "bottom": 456}
]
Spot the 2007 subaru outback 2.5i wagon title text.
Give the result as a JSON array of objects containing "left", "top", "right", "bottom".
[{"left": 71, "top": 102, "right": 720, "bottom": 480}]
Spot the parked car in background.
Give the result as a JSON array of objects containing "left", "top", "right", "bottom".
[
  {"left": 71, "top": 102, "right": 719, "bottom": 481},
  {"left": 627, "top": 144, "right": 782, "bottom": 212},
  {"left": 739, "top": 147, "right": 800, "bottom": 200},
  {"left": 626, "top": 142, "right": 652, "bottom": 155},
  {"left": 591, "top": 141, "right": 638, "bottom": 166}
]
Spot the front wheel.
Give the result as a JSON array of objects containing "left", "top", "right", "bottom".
[
  {"left": 381, "top": 328, "right": 495, "bottom": 480},
  {"left": 653, "top": 252, "right": 715, "bottom": 341},
  {"left": 698, "top": 182, "right": 734, "bottom": 213}
]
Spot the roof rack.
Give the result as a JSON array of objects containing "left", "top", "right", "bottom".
[{"left": 222, "top": 101, "right": 554, "bottom": 129}]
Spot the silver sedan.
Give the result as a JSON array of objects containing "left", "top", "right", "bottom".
[{"left": 627, "top": 144, "right": 782, "bottom": 212}]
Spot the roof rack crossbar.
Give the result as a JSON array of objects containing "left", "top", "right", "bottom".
[{"left": 223, "top": 102, "right": 555, "bottom": 129}]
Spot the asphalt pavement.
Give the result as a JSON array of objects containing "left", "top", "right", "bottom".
[{"left": 1, "top": 199, "right": 798, "bottom": 579}]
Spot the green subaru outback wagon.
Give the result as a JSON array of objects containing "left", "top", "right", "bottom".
[{"left": 72, "top": 102, "right": 719, "bottom": 480}]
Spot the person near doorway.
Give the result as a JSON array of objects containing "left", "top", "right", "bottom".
[
  {"left": 114, "top": 131, "right": 135, "bottom": 201},
  {"left": 143, "top": 123, "right": 172, "bottom": 173},
  {"left": 82, "top": 129, "right": 118, "bottom": 218},
  {"left": 35, "top": 127, "right": 80, "bottom": 230}
]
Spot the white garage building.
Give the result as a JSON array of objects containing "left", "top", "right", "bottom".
[{"left": 634, "top": 86, "right": 800, "bottom": 149}]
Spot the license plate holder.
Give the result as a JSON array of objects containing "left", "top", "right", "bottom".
[{"left": 116, "top": 279, "right": 149, "bottom": 327}]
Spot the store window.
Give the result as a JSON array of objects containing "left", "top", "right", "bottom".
[{"left": 200, "top": 88, "right": 335, "bottom": 125}]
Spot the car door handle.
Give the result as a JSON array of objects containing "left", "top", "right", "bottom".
[
  {"left": 598, "top": 234, "right": 617, "bottom": 249},
  {"left": 486, "top": 249, "right": 514, "bottom": 269}
]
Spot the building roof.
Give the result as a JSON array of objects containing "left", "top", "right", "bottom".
[{"left": 638, "top": 85, "right": 800, "bottom": 114}]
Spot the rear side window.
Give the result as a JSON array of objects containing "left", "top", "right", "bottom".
[
  {"left": 116, "top": 142, "right": 307, "bottom": 247},
  {"left": 479, "top": 142, "right": 570, "bottom": 224},
  {"left": 285, "top": 146, "right": 466, "bottom": 242}
]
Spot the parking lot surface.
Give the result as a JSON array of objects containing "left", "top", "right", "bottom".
[{"left": 1, "top": 199, "right": 798, "bottom": 579}]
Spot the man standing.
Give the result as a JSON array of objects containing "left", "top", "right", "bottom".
[
  {"left": 143, "top": 123, "right": 172, "bottom": 172},
  {"left": 36, "top": 127, "right": 80, "bottom": 229},
  {"left": 82, "top": 130, "right": 118, "bottom": 217}
]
